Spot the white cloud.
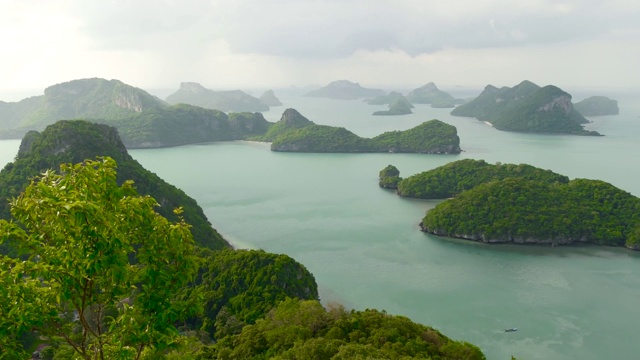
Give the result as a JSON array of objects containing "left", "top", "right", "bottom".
[{"left": 0, "top": 0, "right": 638, "bottom": 94}]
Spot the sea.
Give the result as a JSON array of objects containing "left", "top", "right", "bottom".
[{"left": 1, "top": 88, "right": 639, "bottom": 360}]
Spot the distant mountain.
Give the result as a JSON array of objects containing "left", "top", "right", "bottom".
[
  {"left": 257, "top": 108, "right": 460, "bottom": 154},
  {"left": 574, "top": 96, "right": 619, "bottom": 116},
  {"left": 451, "top": 80, "right": 600, "bottom": 135},
  {"left": 259, "top": 89, "right": 282, "bottom": 106},
  {"left": 0, "top": 78, "right": 167, "bottom": 136},
  {"left": 0, "top": 120, "right": 231, "bottom": 252},
  {"left": 304, "top": 80, "right": 385, "bottom": 100},
  {"left": 106, "top": 104, "right": 271, "bottom": 148},
  {"left": 166, "top": 82, "right": 268, "bottom": 112},
  {"left": 406, "top": 82, "right": 457, "bottom": 108}
]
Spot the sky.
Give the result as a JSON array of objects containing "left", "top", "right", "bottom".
[{"left": 1, "top": 0, "right": 639, "bottom": 99}]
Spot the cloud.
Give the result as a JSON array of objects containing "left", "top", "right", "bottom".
[{"left": 68, "top": 0, "right": 640, "bottom": 58}]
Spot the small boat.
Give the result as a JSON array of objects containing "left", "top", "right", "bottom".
[{"left": 505, "top": 328, "right": 518, "bottom": 332}]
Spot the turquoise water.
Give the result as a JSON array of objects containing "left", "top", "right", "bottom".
[{"left": 1, "top": 92, "right": 639, "bottom": 359}]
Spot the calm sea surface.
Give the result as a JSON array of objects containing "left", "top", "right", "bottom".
[{"left": 1, "top": 90, "right": 639, "bottom": 360}]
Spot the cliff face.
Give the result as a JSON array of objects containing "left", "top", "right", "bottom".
[
  {"left": 0, "top": 120, "right": 230, "bottom": 250},
  {"left": 0, "top": 78, "right": 167, "bottom": 135},
  {"left": 451, "top": 81, "right": 598, "bottom": 135}
]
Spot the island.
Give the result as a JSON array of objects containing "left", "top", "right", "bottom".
[
  {"left": 391, "top": 159, "right": 569, "bottom": 198},
  {"left": 451, "top": 80, "right": 601, "bottom": 135},
  {"left": 254, "top": 108, "right": 461, "bottom": 154},
  {"left": 107, "top": 104, "right": 272, "bottom": 148},
  {"left": 304, "top": 80, "right": 385, "bottom": 100},
  {"left": 0, "top": 77, "right": 167, "bottom": 137},
  {"left": 574, "top": 96, "right": 619, "bottom": 116},
  {"left": 379, "top": 164, "right": 401, "bottom": 188},
  {"left": 166, "top": 82, "right": 268, "bottom": 112},
  {"left": 420, "top": 176, "right": 640, "bottom": 249},
  {"left": 259, "top": 89, "right": 283, "bottom": 106},
  {"left": 406, "top": 82, "right": 458, "bottom": 108},
  {"left": 372, "top": 98, "right": 413, "bottom": 116}
]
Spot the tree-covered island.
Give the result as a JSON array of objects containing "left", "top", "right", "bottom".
[
  {"left": 451, "top": 80, "right": 602, "bottom": 136},
  {"left": 254, "top": 108, "right": 462, "bottom": 154},
  {"left": 574, "top": 96, "right": 619, "bottom": 116},
  {"left": 382, "top": 159, "right": 640, "bottom": 249}
]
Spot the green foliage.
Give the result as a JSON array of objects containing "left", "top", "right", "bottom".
[
  {"left": 367, "top": 92, "right": 414, "bottom": 107},
  {"left": 372, "top": 120, "right": 461, "bottom": 153},
  {"left": 0, "top": 157, "right": 201, "bottom": 359},
  {"left": 195, "top": 298, "right": 485, "bottom": 359},
  {"left": 421, "top": 177, "right": 640, "bottom": 246},
  {"left": 379, "top": 165, "right": 402, "bottom": 189},
  {"left": 106, "top": 104, "right": 271, "bottom": 148},
  {"left": 192, "top": 249, "right": 319, "bottom": 339},
  {"left": 271, "top": 125, "right": 375, "bottom": 152},
  {"left": 0, "top": 120, "right": 229, "bottom": 252},
  {"left": 261, "top": 108, "right": 460, "bottom": 154},
  {"left": 451, "top": 81, "right": 599, "bottom": 135},
  {"left": 397, "top": 159, "right": 569, "bottom": 199}
]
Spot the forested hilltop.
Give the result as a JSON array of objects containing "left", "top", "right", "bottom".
[
  {"left": 451, "top": 80, "right": 601, "bottom": 135},
  {"left": 382, "top": 159, "right": 569, "bottom": 199},
  {"left": 105, "top": 104, "right": 271, "bottom": 148},
  {"left": 0, "top": 120, "right": 229, "bottom": 252},
  {"left": 255, "top": 108, "right": 462, "bottom": 154},
  {"left": 0, "top": 127, "right": 484, "bottom": 358}
]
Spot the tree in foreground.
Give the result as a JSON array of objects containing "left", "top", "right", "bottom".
[{"left": 0, "top": 157, "right": 201, "bottom": 359}]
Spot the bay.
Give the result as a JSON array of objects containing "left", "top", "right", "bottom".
[{"left": 1, "top": 90, "right": 639, "bottom": 359}]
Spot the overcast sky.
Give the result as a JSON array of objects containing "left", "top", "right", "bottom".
[{"left": 1, "top": 0, "right": 639, "bottom": 98}]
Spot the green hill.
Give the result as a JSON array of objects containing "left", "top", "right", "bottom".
[
  {"left": 106, "top": 104, "right": 271, "bottom": 148},
  {"left": 262, "top": 109, "right": 461, "bottom": 153},
  {"left": 166, "top": 82, "right": 268, "bottom": 112},
  {"left": 0, "top": 120, "right": 230, "bottom": 253},
  {"left": 574, "top": 96, "right": 619, "bottom": 116},
  {"left": 421, "top": 177, "right": 640, "bottom": 248},
  {"left": 451, "top": 81, "right": 599, "bottom": 135},
  {"left": 395, "top": 159, "right": 569, "bottom": 198},
  {"left": 0, "top": 78, "right": 167, "bottom": 136}
]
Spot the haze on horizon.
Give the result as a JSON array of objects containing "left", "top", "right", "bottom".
[{"left": 2, "top": 0, "right": 639, "bottom": 100}]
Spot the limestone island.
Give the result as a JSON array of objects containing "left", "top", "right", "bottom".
[
  {"left": 574, "top": 96, "right": 619, "bottom": 116},
  {"left": 451, "top": 80, "right": 602, "bottom": 136},
  {"left": 304, "top": 80, "right": 385, "bottom": 100},
  {"left": 259, "top": 89, "right": 283, "bottom": 106},
  {"left": 372, "top": 98, "right": 413, "bottom": 116},
  {"left": 389, "top": 160, "right": 640, "bottom": 249},
  {"left": 0, "top": 77, "right": 168, "bottom": 138},
  {"left": 166, "top": 82, "right": 268, "bottom": 112},
  {"left": 253, "top": 108, "right": 461, "bottom": 154},
  {"left": 406, "top": 82, "right": 459, "bottom": 108}
]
